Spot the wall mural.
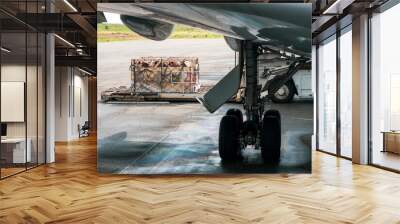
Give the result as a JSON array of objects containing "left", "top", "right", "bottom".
[{"left": 97, "top": 3, "right": 313, "bottom": 174}]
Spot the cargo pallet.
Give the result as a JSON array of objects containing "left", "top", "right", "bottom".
[
  {"left": 101, "top": 86, "right": 212, "bottom": 103},
  {"left": 101, "top": 85, "right": 242, "bottom": 103}
]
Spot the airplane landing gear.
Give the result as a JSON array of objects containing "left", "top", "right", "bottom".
[{"left": 218, "top": 41, "right": 281, "bottom": 163}]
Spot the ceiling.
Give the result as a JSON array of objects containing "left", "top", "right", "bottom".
[
  {"left": 311, "top": 0, "right": 390, "bottom": 42},
  {"left": 0, "top": 0, "right": 97, "bottom": 75},
  {"left": 1, "top": 0, "right": 395, "bottom": 75}
]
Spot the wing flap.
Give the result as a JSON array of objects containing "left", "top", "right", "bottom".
[{"left": 197, "top": 65, "right": 241, "bottom": 113}]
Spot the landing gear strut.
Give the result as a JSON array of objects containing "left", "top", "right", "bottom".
[{"left": 219, "top": 41, "right": 281, "bottom": 163}]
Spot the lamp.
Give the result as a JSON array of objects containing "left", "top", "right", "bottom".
[
  {"left": 63, "top": 0, "right": 78, "bottom": 12},
  {"left": 1, "top": 47, "right": 11, "bottom": 53},
  {"left": 54, "top": 34, "right": 75, "bottom": 48}
]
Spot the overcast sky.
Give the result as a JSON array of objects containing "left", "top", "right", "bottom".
[{"left": 104, "top": 12, "right": 122, "bottom": 24}]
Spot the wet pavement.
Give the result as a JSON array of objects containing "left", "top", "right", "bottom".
[
  {"left": 98, "top": 101, "right": 312, "bottom": 174},
  {"left": 98, "top": 39, "right": 312, "bottom": 174}
]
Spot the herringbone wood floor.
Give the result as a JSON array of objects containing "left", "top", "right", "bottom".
[{"left": 1, "top": 135, "right": 400, "bottom": 224}]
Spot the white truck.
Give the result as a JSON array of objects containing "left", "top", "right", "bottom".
[
  {"left": 268, "top": 69, "right": 312, "bottom": 103},
  {"left": 258, "top": 54, "right": 312, "bottom": 103}
]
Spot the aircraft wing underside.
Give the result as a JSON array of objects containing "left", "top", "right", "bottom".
[{"left": 98, "top": 3, "right": 312, "bottom": 58}]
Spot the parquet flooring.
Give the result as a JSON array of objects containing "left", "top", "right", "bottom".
[{"left": 1, "top": 135, "right": 400, "bottom": 223}]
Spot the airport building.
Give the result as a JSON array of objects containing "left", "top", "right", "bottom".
[{"left": 0, "top": 0, "right": 400, "bottom": 222}]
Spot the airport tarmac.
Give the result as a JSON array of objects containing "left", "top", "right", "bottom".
[
  {"left": 98, "top": 101, "right": 312, "bottom": 174},
  {"left": 98, "top": 38, "right": 312, "bottom": 174},
  {"left": 98, "top": 38, "right": 236, "bottom": 99}
]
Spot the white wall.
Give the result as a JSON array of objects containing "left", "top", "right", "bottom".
[
  {"left": 55, "top": 66, "right": 89, "bottom": 141},
  {"left": 1, "top": 65, "right": 35, "bottom": 138},
  {"left": 55, "top": 66, "right": 70, "bottom": 141},
  {"left": 1, "top": 63, "right": 46, "bottom": 164},
  {"left": 1, "top": 65, "right": 26, "bottom": 138},
  {"left": 1, "top": 82, "right": 25, "bottom": 122},
  {"left": 71, "top": 72, "right": 89, "bottom": 138}
]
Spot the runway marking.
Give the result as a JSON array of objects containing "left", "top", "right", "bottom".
[
  {"left": 120, "top": 134, "right": 171, "bottom": 174},
  {"left": 119, "top": 112, "right": 196, "bottom": 174}
]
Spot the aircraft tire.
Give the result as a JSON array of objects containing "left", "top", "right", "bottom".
[
  {"left": 226, "top": 108, "right": 243, "bottom": 125},
  {"left": 271, "top": 81, "right": 296, "bottom": 103},
  {"left": 260, "top": 109, "right": 281, "bottom": 163},
  {"left": 219, "top": 115, "right": 241, "bottom": 161}
]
